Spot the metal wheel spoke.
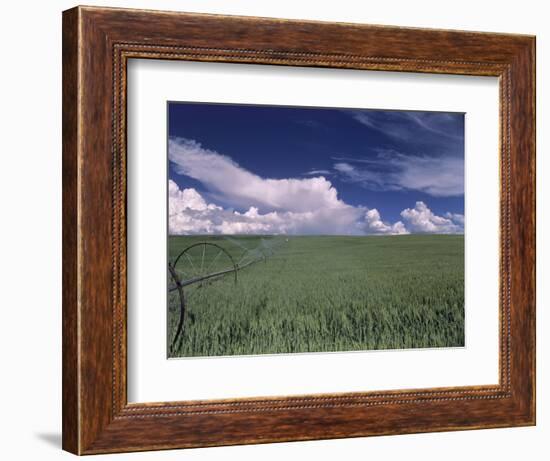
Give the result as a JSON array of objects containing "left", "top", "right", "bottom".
[
  {"left": 205, "top": 249, "right": 223, "bottom": 274},
  {"left": 175, "top": 268, "right": 189, "bottom": 279},
  {"left": 237, "top": 250, "right": 250, "bottom": 265},
  {"left": 200, "top": 243, "right": 206, "bottom": 275},
  {"left": 183, "top": 251, "right": 198, "bottom": 274}
]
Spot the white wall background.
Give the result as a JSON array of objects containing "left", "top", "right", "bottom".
[{"left": 0, "top": 1, "right": 546, "bottom": 459}]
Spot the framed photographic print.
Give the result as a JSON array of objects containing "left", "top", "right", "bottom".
[
  {"left": 165, "top": 102, "right": 465, "bottom": 360},
  {"left": 62, "top": 5, "right": 535, "bottom": 455}
]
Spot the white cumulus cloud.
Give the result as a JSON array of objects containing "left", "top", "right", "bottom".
[
  {"left": 401, "top": 201, "right": 464, "bottom": 234},
  {"left": 444, "top": 212, "right": 465, "bottom": 226},
  {"left": 364, "top": 209, "right": 408, "bottom": 235},
  {"left": 168, "top": 181, "right": 410, "bottom": 236},
  {"left": 169, "top": 137, "right": 345, "bottom": 213},
  {"left": 168, "top": 138, "right": 463, "bottom": 236}
]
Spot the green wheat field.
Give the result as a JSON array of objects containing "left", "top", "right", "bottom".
[{"left": 167, "top": 234, "right": 464, "bottom": 358}]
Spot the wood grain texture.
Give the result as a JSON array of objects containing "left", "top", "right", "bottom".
[
  {"left": 62, "top": 5, "right": 536, "bottom": 455},
  {"left": 62, "top": 7, "right": 80, "bottom": 454}
]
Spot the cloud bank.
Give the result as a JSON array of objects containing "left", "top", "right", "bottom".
[
  {"left": 168, "top": 137, "right": 463, "bottom": 236},
  {"left": 169, "top": 180, "right": 373, "bottom": 235}
]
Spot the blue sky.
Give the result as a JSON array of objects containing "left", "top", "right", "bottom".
[{"left": 167, "top": 102, "right": 464, "bottom": 236}]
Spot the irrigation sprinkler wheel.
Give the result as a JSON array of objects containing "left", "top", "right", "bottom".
[
  {"left": 172, "top": 242, "right": 238, "bottom": 287},
  {"left": 168, "top": 242, "right": 238, "bottom": 353}
]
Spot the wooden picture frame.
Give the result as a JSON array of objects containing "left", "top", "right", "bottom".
[{"left": 62, "top": 5, "right": 535, "bottom": 455}]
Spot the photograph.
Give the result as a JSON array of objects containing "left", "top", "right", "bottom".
[{"left": 167, "top": 102, "right": 465, "bottom": 358}]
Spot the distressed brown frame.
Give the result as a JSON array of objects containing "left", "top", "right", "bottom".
[{"left": 62, "top": 5, "right": 536, "bottom": 455}]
